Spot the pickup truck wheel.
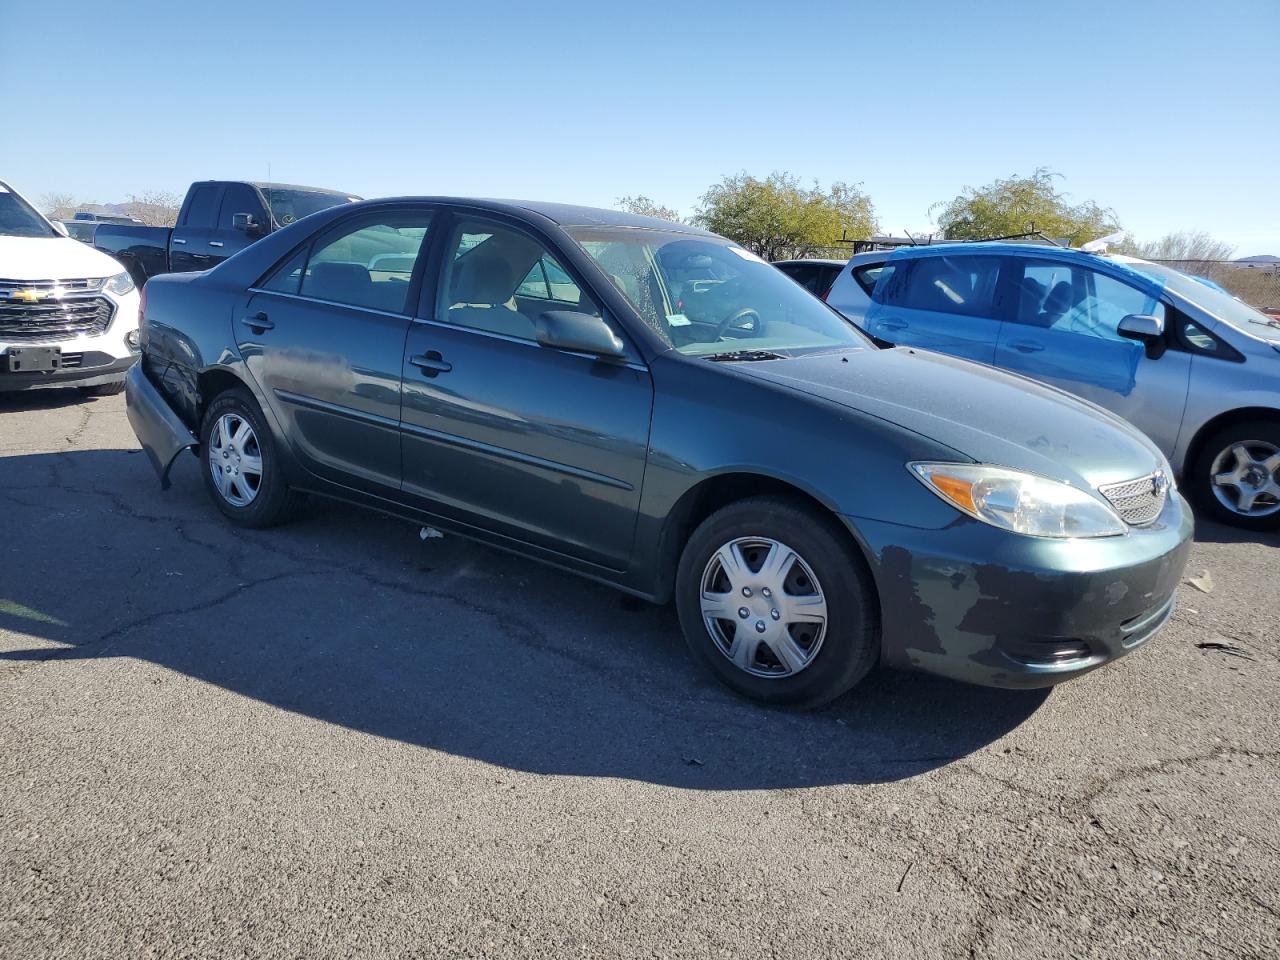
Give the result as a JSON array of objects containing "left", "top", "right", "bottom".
[
  {"left": 1189, "top": 420, "right": 1280, "bottom": 531},
  {"left": 199, "top": 388, "right": 299, "bottom": 528},
  {"left": 675, "top": 496, "right": 880, "bottom": 708},
  {"left": 80, "top": 379, "right": 125, "bottom": 397}
]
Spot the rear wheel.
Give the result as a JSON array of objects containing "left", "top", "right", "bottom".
[
  {"left": 675, "top": 496, "right": 879, "bottom": 708},
  {"left": 199, "top": 387, "right": 300, "bottom": 528},
  {"left": 1189, "top": 420, "right": 1280, "bottom": 531}
]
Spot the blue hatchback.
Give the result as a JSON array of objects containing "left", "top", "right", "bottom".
[{"left": 823, "top": 242, "right": 1280, "bottom": 530}]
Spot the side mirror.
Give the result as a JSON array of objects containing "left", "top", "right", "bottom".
[
  {"left": 232, "top": 212, "right": 264, "bottom": 236},
  {"left": 535, "top": 310, "right": 627, "bottom": 359},
  {"left": 51, "top": 220, "right": 70, "bottom": 237},
  {"left": 1118, "top": 313, "right": 1166, "bottom": 359}
]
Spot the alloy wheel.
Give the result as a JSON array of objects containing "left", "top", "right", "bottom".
[
  {"left": 1210, "top": 440, "right": 1280, "bottom": 518},
  {"left": 699, "top": 537, "right": 828, "bottom": 679},
  {"left": 208, "top": 412, "right": 263, "bottom": 507}
]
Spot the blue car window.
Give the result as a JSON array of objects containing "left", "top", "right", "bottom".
[
  {"left": 885, "top": 256, "right": 1001, "bottom": 318},
  {"left": 1008, "top": 260, "right": 1162, "bottom": 340}
]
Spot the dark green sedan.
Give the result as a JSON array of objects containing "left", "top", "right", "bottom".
[{"left": 126, "top": 198, "right": 1193, "bottom": 707}]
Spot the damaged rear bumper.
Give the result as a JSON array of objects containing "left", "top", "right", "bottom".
[
  {"left": 125, "top": 363, "right": 197, "bottom": 489},
  {"left": 848, "top": 491, "right": 1194, "bottom": 689}
]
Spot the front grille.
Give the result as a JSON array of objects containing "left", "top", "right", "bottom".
[
  {"left": 1099, "top": 471, "right": 1169, "bottom": 526},
  {"left": 0, "top": 277, "right": 104, "bottom": 295},
  {"left": 0, "top": 295, "right": 115, "bottom": 343}
]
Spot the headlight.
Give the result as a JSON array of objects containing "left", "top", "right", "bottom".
[
  {"left": 105, "top": 271, "right": 135, "bottom": 296},
  {"left": 909, "top": 462, "right": 1127, "bottom": 539}
]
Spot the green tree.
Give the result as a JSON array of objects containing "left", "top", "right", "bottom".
[
  {"left": 931, "top": 168, "right": 1119, "bottom": 245},
  {"left": 694, "top": 172, "right": 877, "bottom": 261},
  {"left": 615, "top": 195, "right": 682, "bottom": 222}
]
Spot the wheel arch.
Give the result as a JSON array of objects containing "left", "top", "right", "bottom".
[
  {"left": 650, "top": 470, "right": 877, "bottom": 604},
  {"left": 1182, "top": 406, "right": 1280, "bottom": 477}
]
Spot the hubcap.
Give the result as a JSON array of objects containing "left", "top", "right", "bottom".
[
  {"left": 1210, "top": 440, "right": 1280, "bottom": 517},
  {"left": 699, "top": 537, "right": 828, "bottom": 679},
  {"left": 208, "top": 413, "right": 263, "bottom": 507}
]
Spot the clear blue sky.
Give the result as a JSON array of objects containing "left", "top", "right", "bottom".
[{"left": 3, "top": 0, "right": 1277, "bottom": 253}]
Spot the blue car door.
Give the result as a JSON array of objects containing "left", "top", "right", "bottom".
[
  {"left": 992, "top": 257, "right": 1191, "bottom": 455},
  {"left": 863, "top": 253, "right": 1004, "bottom": 364}
]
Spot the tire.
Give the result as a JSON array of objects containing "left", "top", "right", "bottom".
[
  {"left": 675, "top": 495, "right": 880, "bottom": 708},
  {"left": 80, "top": 379, "right": 125, "bottom": 397},
  {"left": 199, "top": 387, "right": 301, "bottom": 528},
  {"left": 1188, "top": 420, "right": 1280, "bottom": 531}
]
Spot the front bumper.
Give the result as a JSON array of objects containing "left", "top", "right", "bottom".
[
  {"left": 0, "top": 352, "right": 137, "bottom": 392},
  {"left": 848, "top": 491, "right": 1194, "bottom": 689},
  {"left": 125, "top": 364, "right": 197, "bottom": 489}
]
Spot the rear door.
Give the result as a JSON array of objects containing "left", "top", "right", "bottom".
[
  {"left": 399, "top": 211, "right": 652, "bottom": 569},
  {"left": 237, "top": 208, "right": 435, "bottom": 492},
  {"left": 214, "top": 183, "right": 270, "bottom": 263},
  {"left": 992, "top": 257, "right": 1191, "bottom": 454},
  {"left": 863, "top": 253, "right": 1004, "bottom": 363},
  {"left": 170, "top": 183, "right": 223, "bottom": 272}
]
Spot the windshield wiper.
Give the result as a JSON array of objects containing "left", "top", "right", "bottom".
[{"left": 702, "top": 349, "right": 786, "bottom": 362}]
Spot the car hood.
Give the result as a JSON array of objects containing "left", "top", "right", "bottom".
[
  {"left": 0, "top": 235, "right": 127, "bottom": 280},
  {"left": 737, "top": 347, "right": 1164, "bottom": 489}
]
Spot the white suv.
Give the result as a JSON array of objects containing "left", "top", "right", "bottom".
[{"left": 0, "top": 179, "right": 141, "bottom": 396}]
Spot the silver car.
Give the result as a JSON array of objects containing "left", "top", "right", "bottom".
[{"left": 824, "top": 243, "right": 1280, "bottom": 530}]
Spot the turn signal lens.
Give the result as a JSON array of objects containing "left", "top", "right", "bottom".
[{"left": 909, "top": 462, "right": 1127, "bottom": 539}]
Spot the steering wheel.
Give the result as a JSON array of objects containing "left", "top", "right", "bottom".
[{"left": 712, "top": 307, "right": 763, "bottom": 340}]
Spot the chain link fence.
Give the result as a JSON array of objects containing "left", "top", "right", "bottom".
[{"left": 1144, "top": 259, "right": 1280, "bottom": 313}]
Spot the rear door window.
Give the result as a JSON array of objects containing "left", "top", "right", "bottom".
[
  {"left": 882, "top": 255, "right": 1002, "bottom": 317},
  {"left": 182, "top": 185, "right": 222, "bottom": 228}
]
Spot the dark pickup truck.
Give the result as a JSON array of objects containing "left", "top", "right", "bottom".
[{"left": 94, "top": 180, "right": 359, "bottom": 288}]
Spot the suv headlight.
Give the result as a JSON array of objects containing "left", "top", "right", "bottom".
[
  {"left": 104, "top": 271, "right": 135, "bottom": 296},
  {"left": 910, "top": 462, "right": 1127, "bottom": 539}
]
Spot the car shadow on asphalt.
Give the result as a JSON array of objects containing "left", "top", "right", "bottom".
[
  {"left": 0, "top": 391, "right": 109, "bottom": 413},
  {"left": 1192, "top": 516, "right": 1280, "bottom": 547},
  {"left": 0, "top": 448, "right": 1050, "bottom": 789}
]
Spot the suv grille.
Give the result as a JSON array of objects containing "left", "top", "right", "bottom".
[
  {"left": 1099, "top": 471, "right": 1170, "bottom": 526},
  {"left": 0, "top": 278, "right": 115, "bottom": 343}
]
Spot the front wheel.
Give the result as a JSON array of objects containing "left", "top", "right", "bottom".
[
  {"left": 199, "top": 387, "right": 300, "bottom": 528},
  {"left": 1189, "top": 420, "right": 1280, "bottom": 531},
  {"left": 675, "top": 496, "right": 880, "bottom": 708}
]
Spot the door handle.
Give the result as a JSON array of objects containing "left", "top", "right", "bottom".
[
  {"left": 172, "top": 238, "right": 187, "bottom": 245},
  {"left": 410, "top": 351, "right": 452, "bottom": 377},
  {"left": 209, "top": 240, "right": 224, "bottom": 248},
  {"left": 1010, "top": 341, "right": 1045, "bottom": 353},
  {"left": 240, "top": 312, "right": 274, "bottom": 333},
  {"left": 878, "top": 320, "right": 907, "bottom": 331}
]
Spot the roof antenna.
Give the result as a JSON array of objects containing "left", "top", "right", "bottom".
[{"left": 903, "top": 228, "right": 918, "bottom": 246}]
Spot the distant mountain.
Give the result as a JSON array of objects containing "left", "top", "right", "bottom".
[{"left": 1237, "top": 254, "right": 1279, "bottom": 264}]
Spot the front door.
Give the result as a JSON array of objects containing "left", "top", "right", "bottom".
[
  {"left": 992, "top": 258, "right": 1192, "bottom": 456},
  {"left": 237, "top": 209, "right": 435, "bottom": 491},
  {"left": 214, "top": 183, "right": 271, "bottom": 264},
  {"left": 400, "top": 213, "right": 652, "bottom": 569}
]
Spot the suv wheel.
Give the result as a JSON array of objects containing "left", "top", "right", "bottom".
[
  {"left": 675, "top": 496, "right": 879, "bottom": 708},
  {"left": 1189, "top": 420, "right": 1280, "bottom": 531},
  {"left": 199, "top": 387, "right": 300, "bottom": 528}
]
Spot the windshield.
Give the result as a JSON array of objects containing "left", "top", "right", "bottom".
[
  {"left": 0, "top": 186, "right": 57, "bottom": 238},
  {"left": 565, "top": 227, "right": 869, "bottom": 357},
  {"left": 260, "top": 188, "right": 357, "bottom": 227},
  {"left": 1128, "top": 260, "right": 1280, "bottom": 340}
]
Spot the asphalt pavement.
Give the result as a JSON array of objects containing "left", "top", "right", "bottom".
[{"left": 2, "top": 390, "right": 1277, "bottom": 959}]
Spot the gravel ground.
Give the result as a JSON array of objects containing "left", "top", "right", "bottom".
[{"left": 1, "top": 389, "right": 1277, "bottom": 959}]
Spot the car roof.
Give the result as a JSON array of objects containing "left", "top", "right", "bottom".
[
  {"left": 348, "top": 196, "right": 714, "bottom": 235},
  {"left": 246, "top": 181, "right": 358, "bottom": 197}
]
